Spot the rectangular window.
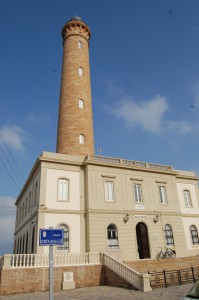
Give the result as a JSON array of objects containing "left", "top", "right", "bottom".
[
  {"left": 184, "top": 190, "right": 192, "bottom": 207},
  {"left": 159, "top": 186, "right": 167, "bottom": 204},
  {"left": 105, "top": 181, "right": 114, "bottom": 202},
  {"left": 134, "top": 184, "right": 143, "bottom": 203},
  {"left": 58, "top": 178, "right": 69, "bottom": 201}
]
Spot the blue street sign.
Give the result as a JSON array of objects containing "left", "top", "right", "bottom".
[{"left": 39, "top": 229, "right": 64, "bottom": 246}]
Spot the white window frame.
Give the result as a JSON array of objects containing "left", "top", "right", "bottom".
[
  {"left": 58, "top": 178, "right": 69, "bottom": 202},
  {"left": 79, "top": 134, "right": 84, "bottom": 144},
  {"left": 79, "top": 99, "right": 84, "bottom": 109},
  {"left": 107, "top": 224, "right": 119, "bottom": 250},
  {"left": 190, "top": 225, "right": 199, "bottom": 245},
  {"left": 164, "top": 224, "right": 174, "bottom": 246},
  {"left": 159, "top": 186, "right": 168, "bottom": 204},
  {"left": 105, "top": 181, "right": 114, "bottom": 202},
  {"left": 78, "top": 41, "right": 83, "bottom": 49},
  {"left": 133, "top": 183, "right": 143, "bottom": 203},
  {"left": 78, "top": 67, "right": 83, "bottom": 76},
  {"left": 184, "top": 190, "right": 192, "bottom": 208},
  {"left": 56, "top": 224, "right": 69, "bottom": 252}
]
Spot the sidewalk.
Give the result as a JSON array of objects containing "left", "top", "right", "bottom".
[{"left": 0, "top": 283, "right": 193, "bottom": 300}]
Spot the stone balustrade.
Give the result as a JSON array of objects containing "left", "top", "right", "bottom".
[
  {"left": 87, "top": 155, "right": 173, "bottom": 172},
  {"left": 1, "top": 252, "right": 101, "bottom": 269},
  {"left": 1, "top": 252, "right": 151, "bottom": 292},
  {"left": 102, "top": 253, "right": 151, "bottom": 292}
]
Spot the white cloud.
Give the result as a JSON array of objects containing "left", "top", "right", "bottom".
[
  {"left": 27, "top": 113, "right": 50, "bottom": 125},
  {"left": 106, "top": 79, "right": 124, "bottom": 96},
  {"left": 166, "top": 120, "right": 194, "bottom": 135},
  {"left": 0, "top": 125, "right": 27, "bottom": 152},
  {"left": 108, "top": 94, "right": 168, "bottom": 133},
  {"left": 0, "top": 196, "right": 16, "bottom": 254}
]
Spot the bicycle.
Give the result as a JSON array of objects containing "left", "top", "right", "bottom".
[{"left": 156, "top": 247, "right": 176, "bottom": 259}]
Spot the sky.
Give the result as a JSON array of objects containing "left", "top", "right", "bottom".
[{"left": 0, "top": 0, "right": 199, "bottom": 255}]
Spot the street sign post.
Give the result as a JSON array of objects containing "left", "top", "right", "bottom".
[{"left": 39, "top": 228, "right": 64, "bottom": 300}]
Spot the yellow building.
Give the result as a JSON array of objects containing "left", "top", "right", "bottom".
[{"left": 14, "top": 17, "right": 199, "bottom": 262}]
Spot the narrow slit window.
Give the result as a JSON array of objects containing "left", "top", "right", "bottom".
[
  {"left": 79, "top": 134, "right": 84, "bottom": 144},
  {"left": 79, "top": 99, "right": 84, "bottom": 109},
  {"left": 78, "top": 67, "right": 83, "bottom": 76},
  {"left": 78, "top": 41, "right": 83, "bottom": 49}
]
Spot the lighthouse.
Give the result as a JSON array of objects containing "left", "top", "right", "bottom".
[{"left": 56, "top": 16, "right": 94, "bottom": 156}]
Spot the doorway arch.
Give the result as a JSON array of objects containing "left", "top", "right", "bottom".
[{"left": 136, "top": 222, "right": 150, "bottom": 259}]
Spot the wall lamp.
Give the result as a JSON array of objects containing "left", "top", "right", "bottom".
[
  {"left": 153, "top": 214, "right": 159, "bottom": 223},
  {"left": 40, "top": 204, "right": 47, "bottom": 209},
  {"left": 123, "top": 213, "right": 130, "bottom": 223}
]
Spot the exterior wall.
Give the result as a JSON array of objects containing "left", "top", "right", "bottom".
[
  {"left": 176, "top": 183, "right": 199, "bottom": 214},
  {"left": 86, "top": 164, "right": 180, "bottom": 213},
  {"left": 45, "top": 168, "right": 81, "bottom": 210},
  {"left": 14, "top": 152, "right": 199, "bottom": 262},
  {"left": 37, "top": 213, "right": 83, "bottom": 254},
  {"left": 0, "top": 265, "right": 102, "bottom": 296},
  {"left": 14, "top": 168, "right": 41, "bottom": 254},
  {"left": 176, "top": 181, "right": 199, "bottom": 254}
]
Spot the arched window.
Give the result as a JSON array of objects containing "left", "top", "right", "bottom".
[
  {"left": 78, "top": 67, "right": 83, "bottom": 76},
  {"left": 25, "top": 197, "right": 28, "bottom": 217},
  {"left": 57, "top": 224, "right": 69, "bottom": 252},
  {"left": 22, "top": 234, "right": 25, "bottom": 253},
  {"left": 164, "top": 224, "right": 174, "bottom": 246},
  {"left": 28, "top": 192, "right": 31, "bottom": 214},
  {"left": 79, "top": 99, "right": 84, "bottom": 109},
  {"left": 20, "top": 236, "right": 22, "bottom": 253},
  {"left": 107, "top": 224, "right": 119, "bottom": 249},
  {"left": 58, "top": 178, "right": 69, "bottom": 201},
  {"left": 78, "top": 41, "right": 82, "bottom": 49},
  {"left": 25, "top": 231, "right": 29, "bottom": 254},
  {"left": 17, "top": 238, "right": 20, "bottom": 254},
  {"left": 190, "top": 225, "right": 199, "bottom": 245},
  {"left": 79, "top": 134, "right": 84, "bottom": 144},
  {"left": 31, "top": 227, "right": 35, "bottom": 254},
  {"left": 14, "top": 240, "right": 17, "bottom": 254},
  {"left": 34, "top": 182, "right": 38, "bottom": 207}
]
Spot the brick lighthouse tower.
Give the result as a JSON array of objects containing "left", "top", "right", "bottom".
[{"left": 56, "top": 16, "right": 94, "bottom": 156}]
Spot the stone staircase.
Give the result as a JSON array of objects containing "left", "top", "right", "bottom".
[{"left": 124, "top": 255, "right": 199, "bottom": 273}]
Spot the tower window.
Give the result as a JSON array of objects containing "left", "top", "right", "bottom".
[
  {"left": 79, "top": 134, "right": 84, "bottom": 144},
  {"left": 79, "top": 99, "right": 84, "bottom": 109},
  {"left": 78, "top": 41, "right": 83, "bottom": 49},
  {"left": 78, "top": 67, "right": 83, "bottom": 76}
]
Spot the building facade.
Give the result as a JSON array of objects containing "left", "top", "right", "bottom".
[{"left": 13, "top": 17, "right": 199, "bottom": 262}]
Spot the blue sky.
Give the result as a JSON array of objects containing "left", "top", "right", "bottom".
[{"left": 0, "top": 0, "right": 199, "bottom": 254}]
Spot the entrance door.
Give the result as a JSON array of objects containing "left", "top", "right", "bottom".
[{"left": 136, "top": 222, "right": 150, "bottom": 259}]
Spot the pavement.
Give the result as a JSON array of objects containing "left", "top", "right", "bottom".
[{"left": 0, "top": 283, "right": 193, "bottom": 300}]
